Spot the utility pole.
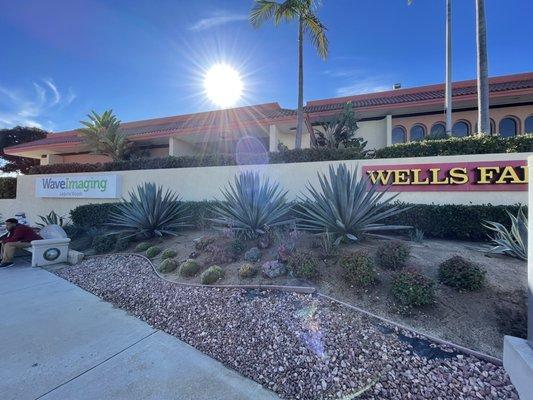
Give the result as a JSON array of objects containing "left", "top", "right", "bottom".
[
  {"left": 445, "top": 0, "right": 453, "bottom": 135},
  {"left": 476, "top": 0, "right": 490, "bottom": 134}
]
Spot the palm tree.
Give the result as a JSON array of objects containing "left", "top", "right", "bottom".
[
  {"left": 250, "top": 0, "right": 328, "bottom": 149},
  {"left": 77, "top": 110, "right": 132, "bottom": 161},
  {"left": 475, "top": 0, "right": 490, "bottom": 134}
]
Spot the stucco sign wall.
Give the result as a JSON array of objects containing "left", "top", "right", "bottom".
[
  {"left": 35, "top": 175, "right": 122, "bottom": 198},
  {"left": 363, "top": 160, "right": 528, "bottom": 192}
]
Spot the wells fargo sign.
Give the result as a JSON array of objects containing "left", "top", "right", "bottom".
[{"left": 363, "top": 160, "right": 528, "bottom": 192}]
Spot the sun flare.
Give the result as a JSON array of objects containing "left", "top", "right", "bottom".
[{"left": 203, "top": 63, "right": 243, "bottom": 108}]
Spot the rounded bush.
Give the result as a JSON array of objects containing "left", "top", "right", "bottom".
[
  {"left": 161, "top": 249, "right": 177, "bottom": 259},
  {"left": 287, "top": 250, "right": 319, "bottom": 279},
  {"left": 339, "top": 251, "right": 376, "bottom": 286},
  {"left": 391, "top": 269, "right": 435, "bottom": 310},
  {"left": 179, "top": 259, "right": 200, "bottom": 277},
  {"left": 244, "top": 247, "right": 262, "bottom": 262},
  {"left": 145, "top": 246, "right": 161, "bottom": 259},
  {"left": 92, "top": 235, "right": 116, "bottom": 254},
  {"left": 135, "top": 242, "right": 151, "bottom": 252},
  {"left": 438, "top": 255, "right": 486, "bottom": 291},
  {"left": 376, "top": 240, "right": 411, "bottom": 270},
  {"left": 159, "top": 258, "right": 178, "bottom": 273},
  {"left": 239, "top": 263, "right": 257, "bottom": 278},
  {"left": 201, "top": 265, "right": 224, "bottom": 284}
]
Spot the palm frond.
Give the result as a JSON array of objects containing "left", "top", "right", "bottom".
[
  {"left": 302, "top": 11, "right": 328, "bottom": 59},
  {"left": 250, "top": 0, "right": 281, "bottom": 27}
]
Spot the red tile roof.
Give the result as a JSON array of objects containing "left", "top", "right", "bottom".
[{"left": 304, "top": 72, "right": 533, "bottom": 114}]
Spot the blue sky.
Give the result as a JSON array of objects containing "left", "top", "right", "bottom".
[{"left": 0, "top": 0, "right": 532, "bottom": 132}]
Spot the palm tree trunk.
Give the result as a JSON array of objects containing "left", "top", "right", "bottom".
[
  {"left": 445, "top": 0, "right": 453, "bottom": 135},
  {"left": 476, "top": 0, "right": 490, "bottom": 134},
  {"left": 295, "top": 16, "right": 304, "bottom": 149}
]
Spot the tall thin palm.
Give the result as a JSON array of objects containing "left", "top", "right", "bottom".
[
  {"left": 250, "top": 0, "right": 328, "bottom": 149},
  {"left": 78, "top": 110, "right": 132, "bottom": 161},
  {"left": 476, "top": 0, "right": 490, "bottom": 134}
]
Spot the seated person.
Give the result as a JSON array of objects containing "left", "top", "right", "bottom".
[{"left": 0, "top": 218, "right": 42, "bottom": 268}]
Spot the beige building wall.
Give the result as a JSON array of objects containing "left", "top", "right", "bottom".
[{"left": 1, "top": 152, "right": 529, "bottom": 225}]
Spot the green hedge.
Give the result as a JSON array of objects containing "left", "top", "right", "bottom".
[
  {"left": 383, "top": 203, "right": 524, "bottom": 241},
  {"left": 70, "top": 201, "right": 523, "bottom": 242},
  {"left": 29, "top": 148, "right": 368, "bottom": 175},
  {"left": 374, "top": 134, "right": 533, "bottom": 159},
  {"left": 0, "top": 177, "right": 17, "bottom": 199}
]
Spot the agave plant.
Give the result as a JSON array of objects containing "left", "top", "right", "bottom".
[
  {"left": 210, "top": 171, "right": 293, "bottom": 239},
  {"left": 296, "top": 164, "right": 410, "bottom": 244},
  {"left": 35, "top": 210, "right": 68, "bottom": 228},
  {"left": 483, "top": 207, "right": 528, "bottom": 260},
  {"left": 107, "top": 182, "right": 189, "bottom": 238}
]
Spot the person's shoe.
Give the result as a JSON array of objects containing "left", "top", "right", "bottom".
[{"left": 0, "top": 262, "right": 14, "bottom": 268}]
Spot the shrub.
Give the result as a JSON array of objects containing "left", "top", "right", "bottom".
[
  {"left": 201, "top": 265, "right": 224, "bottom": 284},
  {"left": 391, "top": 269, "right": 435, "bottom": 310},
  {"left": 287, "top": 250, "right": 319, "bottom": 279},
  {"left": 179, "top": 259, "right": 200, "bottom": 277},
  {"left": 239, "top": 263, "right": 258, "bottom": 278},
  {"left": 0, "top": 177, "right": 16, "bottom": 199},
  {"left": 145, "top": 246, "right": 161, "bottom": 259},
  {"left": 483, "top": 207, "right": 527, "bottom": 260},
  {"left": 70, "top": 203, "right": 118, "bottom": 228},
  {"left": 92, "top": 235, "right": 116, "bottom": 254},
  {"left": 374, "top": 134, "right": 533, "bottom": 159},
  {"left": 161, "top": 249, "right": 177, "bottom": 259},
  {"left": 210, "top": 171, "right": 293, "bottom": 239},
  {"left": 339, "top": 251, "right": 376, "bottom": 286},
  {"left": 107, "top": 182, "right": 189, "bottom": 238},
  {"left": 297, "top": 164, "right": 410, "bottom": 244},
  {"left": 159, "top": 258, "right": 178, "bottom": 273},
  {"left": 438, "top": 256, "right": 486, "bottom": 291},
  {"left": 376, "top": 241, "right": 410, "bottom": 270},
  {"left": 244, "top": 247, "right": 262, "bottom": 262},
  {"left": 383, "top": 203, "right": 526, "bottom": 242},
  {"left": 135, "top": 242, "right": 151, "bottom": 252},
  {"left": 205, "top": 243, "right": 237, "bottom": 264}
]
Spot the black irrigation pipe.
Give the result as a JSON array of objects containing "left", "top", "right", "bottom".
[{"left": 82, "top": 252, "right": 503, "bottom": 366}]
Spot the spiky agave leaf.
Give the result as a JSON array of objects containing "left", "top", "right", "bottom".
[
  {"left": 296, "top": 164, "right": 411, "bottom": 244},
  {"left": 107, "top": 182, "right": 189, "bottom": 238},
  {"left": 210, "top": 171, "right": 293, "bottom": 239},
  {"left": 483, "top": 207, "right": 528, "bottom": 260}
]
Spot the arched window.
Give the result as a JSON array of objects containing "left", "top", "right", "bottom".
[
  {"left": 392, "top": 126, "right": 406, "bottom": 144},
  {"left": 410, "top": 124, "right": 426, "bottom": 141},
  {"left": 499, "top": 117, "right": 518, "bottom": 137},
  {"left": 524, "top": 115, "right": 533, "bottom": 134},
  {"left": 430, "top": 122, "right": 446, "bottom": 136},
  {"left": 452, "top": 121, "right": 470, "bottom": 137}
]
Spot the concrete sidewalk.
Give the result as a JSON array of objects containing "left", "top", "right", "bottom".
[{"left": 0, "top": 263, "right": 279, "bottom": 400}]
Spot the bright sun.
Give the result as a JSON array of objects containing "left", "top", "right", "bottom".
[{"left": 204, "top": 63, "right": 243, "bottom": 108}]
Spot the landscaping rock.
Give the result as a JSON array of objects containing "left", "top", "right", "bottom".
[
  {"left": 55, "top": 254, "right": 519, "bottom": 400},
  {"left": 261, "top": 260, "right": 286, "bottom": 278}
]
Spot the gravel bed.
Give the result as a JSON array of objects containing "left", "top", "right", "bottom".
[{"left": 54, "top": 254, "right": 518, "bottom": 400}]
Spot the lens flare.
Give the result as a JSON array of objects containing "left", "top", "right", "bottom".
[{"left": 203, "top": 63, "right": 243, "bottom": 108}]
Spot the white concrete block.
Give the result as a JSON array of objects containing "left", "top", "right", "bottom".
[{"left": 503, "top": 335, "right": 533, "bottom": 400}]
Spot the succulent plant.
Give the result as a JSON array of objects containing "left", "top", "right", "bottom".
[
  {"left": 107, "top": 182, "right": 189, "bottom": 238},
  {"left": 262, "top": 260, "right": 286, "bottom": 279},
  {"left": 161, "top": 249, "right": 177, "bottom": 259},
  {"left": 135, "top": 242, "right": 151, "bottom": 252},
  {"left": 296, "top": 164, "right": 410, "bottom": 245},
  {"left": 483, "top": 207, "right": 527, "bottom": 260},
  {"left": 201, "top": 265, "right": 224, "bottom": 284},
  {"left": 239, "top": 263, "right": 258, "bottom": 278},
  {"left": 179, "top": 259, "right": 200, "bottom": 277},
  {"left": 159, "top": 258, "right": 178, "bottom": 273},
  {"left": 145, "top": 246, "right": 161, "bottom": 259},
  {"left": 244, "top": 247, "right": 262, "bottom": 262},
  {"left": 211, "top": 171, "right": 293, "bottom": 239}
]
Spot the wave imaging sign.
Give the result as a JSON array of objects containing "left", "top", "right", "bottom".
[{"left": 35, "top": 175, "right": 122, "bottom": 198}]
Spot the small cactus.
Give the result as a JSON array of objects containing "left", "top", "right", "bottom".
[
  {"left": 159, "top": 258, "right": 178, "bottom": 273},
  {"left": 201, "top": 265, "right": 224, "bottom": 284},
  {"left": 161, "top": 249, "right": 177, "bottom": 259},
  {"left": 239, "top": 263, "right": 257, "bottom": 278},
  {"left": 145, "top": 246, "right": 161, "bottom": 259},
  {"left": 135, "top": 242, "right": 151, "bottom": 252},
  {"left": 179, "top": 259, "right": 200, "bottom": 277}
]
